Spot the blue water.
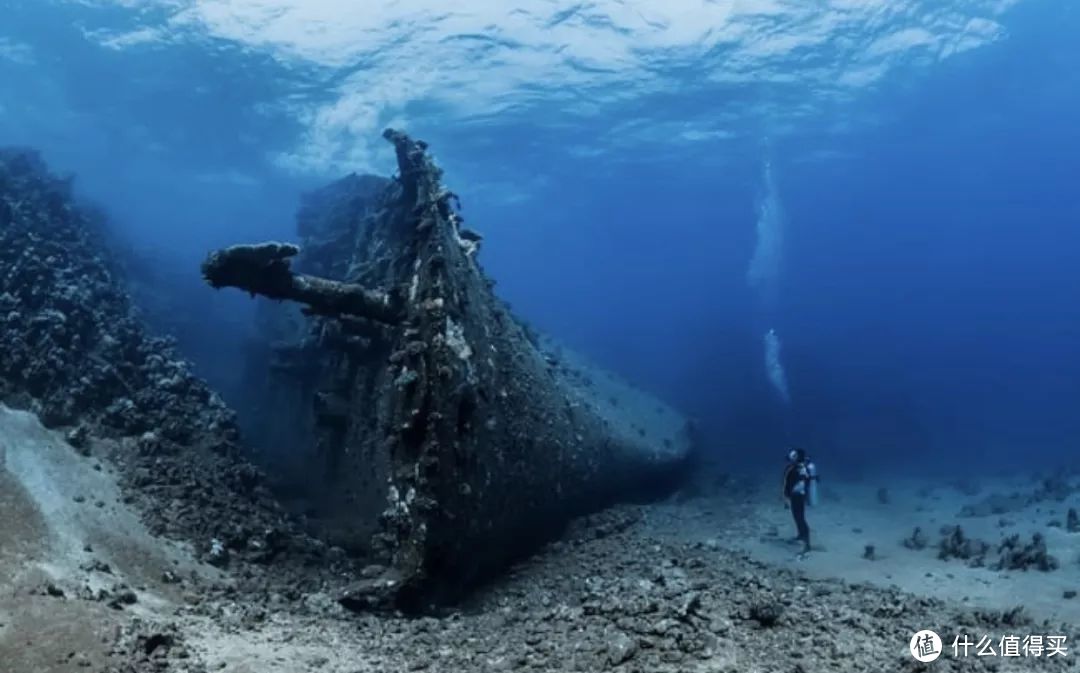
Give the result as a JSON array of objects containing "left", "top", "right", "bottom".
[{"left": 2, "top": 1, "right": 1077, "bottom": 476}]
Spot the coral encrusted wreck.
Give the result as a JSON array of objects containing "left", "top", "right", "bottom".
[{"left": 204, "top": 130, "right": 696, "bottom": 609}]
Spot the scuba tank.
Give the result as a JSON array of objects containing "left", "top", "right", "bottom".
[{"left": 806, "top": 460, "right": 819, "bottom": 506}]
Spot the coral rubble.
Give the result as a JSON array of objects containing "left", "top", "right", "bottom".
[
  {"left": 0, "top": 148, "right": 300, "bottom": 567},
  {"left": 934, "top": 525, "right": 1058, "bottom": 572}
]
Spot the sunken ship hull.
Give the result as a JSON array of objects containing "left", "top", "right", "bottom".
[{"left": 205, "top": 130, "right": 695, "bottom": 607}]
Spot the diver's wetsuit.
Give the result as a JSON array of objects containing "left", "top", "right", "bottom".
[{"left": 783, "top": 462, "right": 811, "bottom": 553}]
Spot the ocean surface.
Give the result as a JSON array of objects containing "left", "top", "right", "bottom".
[{"left": 2, "top": 0, "right": 1077, "bottom": 477}]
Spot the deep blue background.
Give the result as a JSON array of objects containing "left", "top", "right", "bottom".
[
  {"left": 1, "top": 1, "right": 1076, "bottom": 478},
  {"left": 474, "top": 2, "right": 1080, "bottom": 476}
]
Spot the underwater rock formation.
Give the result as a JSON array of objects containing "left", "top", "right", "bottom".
[
  {"left": 937, "top": 525, "right": 991, "bottom": 566},
  {"left": 994, "top": 533, "right": 1058, "bottom": 572},
  {"left": 204, "top": 129, "right": 695, "bottom": 609},
  {"left": 0, "top": 148, "right": 297, "bottom": 565},
  {"left": 934, "top": 525, "right": 1058, "bottom": 572},
  {"left": 902, "top": 526, "right": 929, "bottom": 550}
]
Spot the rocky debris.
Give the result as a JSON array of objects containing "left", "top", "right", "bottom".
[
  {"left": 381, "top": 504, "right": 1067, "bottom": 673},
  {"left": 48, "top": 577, "right": 154, "bottom": 614},
  {"left": 107, "top": 586, "right": 140, "bottom": 610},
  {"left": 603, "top": 630, "right": 639, "bottom": 666},
  {"left": 902, "top": 526, "right": 929, "bottom": 550},
  {"left": 62, "top": 651, "right": 96, "bottom": 670},
  {"left": 863, "top": 544, "right": 876, "bottom": 560},
  {"left": 938, "top": 525, "right": 991, "bottom": 566},
  {"left": 0, "top": 151, "right": 258, "bottom": 540},
  {"left": 65, "top": 423, "right": 91, "bottom": 453},
  {"left": 337, "top": 566, "right": 406, "bottom": 612},
  {"left": 994, "top": 533, "right": 1058, "bottom": 572},
  {"left": 933, "top": 526, "right": 1059, "bottom": 572},
  {"left": 205, "top": 538, "right": 229, "bottom": 568},
  {"left": 0, "top": 148, "right": 365, "bottom": 609},
  {"left": 0, "top": 150, "right": 234, "bottom": 449},
  {"left": 966, "top": 605, "right": 1032, "bottom": 629},
  {"left": 748, "top": 599, "right": 784, "bottom": 627},
  {"left": 79, "top": 558, "right": 113, "bottom": 575},
  {"left": 40, "top": 496, "right": 1080, "bottom": 673},
  {"left": 103, "top": 621, "right": 200, "bottom": 673},
  {"left": 1067, "top": 507, "right": 1079, "bottom": 533}
]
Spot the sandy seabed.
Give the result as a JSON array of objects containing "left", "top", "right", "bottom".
[{"left": 727, "top": 473, "right": 1080, "bottom": 624}]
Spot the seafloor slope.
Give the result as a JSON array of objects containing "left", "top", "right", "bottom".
[
  {"left": 2, "top": 405, "right": 1073, "bottom": 672},
  {"left": 0, "top": 149, "right": 327, "bottom": 570}
]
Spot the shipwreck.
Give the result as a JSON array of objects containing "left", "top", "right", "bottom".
[{"left": 202, "top": 130, "right": 695, "bottom": 609}]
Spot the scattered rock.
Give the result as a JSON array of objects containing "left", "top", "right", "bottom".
[
  {"left": 206, "top": 538, "right": 229, "bottom": 568},
  {"left": 79, "top": 559, "right": 113, "bottom": 575},
  {"left": 604, "top": 631, "right": 638, "bottom": 666},
  {"left": 968, "top": 605, "right": 1031, "bottom": 628},
  {"left": 993, "top": 533, "right": 1058, "bottom": 572},
  {"left": 902, "top": 527, "right": 928, "bottom": 550},
  {"left": 937, "top": 526, "right": 990, "bottom": 567},
  {"left": 338, "top": 568, "right": 405, "bottom": 613},
  {"left": 65, "top": 424, "right": 90, "bottom": 454},
  {"left": 932, "top": 526, "right": 1058, "bottom": 573},
  {"left": 748, "top": 600, "right": 784, "bottom": 628},
  {"left": 107, "top": 586, "right": 139, "bottom": 610},
  {"left": 141, "top": 632, "right": 174, "bottom": 656}
]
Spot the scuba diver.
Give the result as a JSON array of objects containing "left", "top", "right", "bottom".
[{"left": 782, "top": 447, "right": 818, "bottom": 558}]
